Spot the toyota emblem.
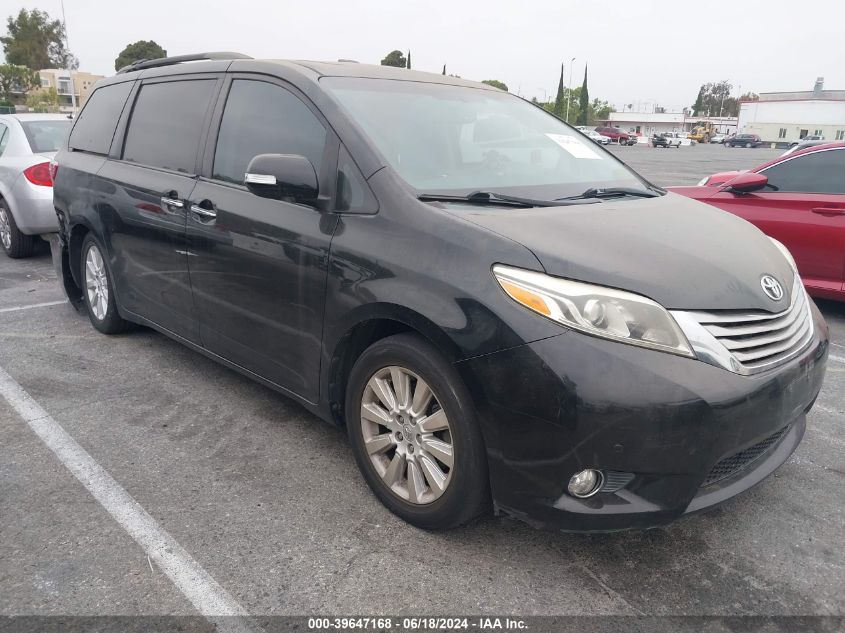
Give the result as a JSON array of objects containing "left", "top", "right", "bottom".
[{"left": 760, "top": 275, "right": 784, "bottom": 301}]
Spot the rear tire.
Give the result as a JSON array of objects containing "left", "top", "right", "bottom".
[
  {"left": 745, "top": 142, "right": 752, "bottom": 148},
  {"left": 0, "top": 199, "right": 37, "bottom": 259},
  {"left": 80, "top": 234, "right": 132, "bottom": 335},
  {"left": 345, "top": 333, "right": 490, "bottom": 530}
]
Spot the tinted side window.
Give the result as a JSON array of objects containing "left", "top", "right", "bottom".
[
  {"left": 762, "top": 149, "right": 845, "bottom": 194},
  {"left": 123, "top": 79, "right": 216, "bottom": 173},
  {"left": 68, "top": 82, "right": 133, "bottom": 154},
  {"left": 213, "top": 80, "right": 326, "bottom": 184}
]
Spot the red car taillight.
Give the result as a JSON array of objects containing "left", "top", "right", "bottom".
[{"left": 23, "top": 161, "right": 53, "bottom": 187}]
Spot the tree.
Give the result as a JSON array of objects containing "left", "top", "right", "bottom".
[
  {"left": 481, "top": 79, "right": 508, "bottom": 92},
  {"left": 26, "top": 86, "right": 58, "bottom": 112},
  {"left": 691, "top": 86, "right": 706, "bottom": 116},
  {"left": 114, "top": 40, "right": 167, "bottom": 72},
  {"left": 553, "top": 63, "right": 565, "bottom": 119},
  {"left": 740, "top": 92, "right": 759, "bottom": 101},
  {"left": 576, "top": 65, "right": 589, "bottom": 126},
  {"left": 0, "top": 63, "right": 39, "bottom": 102},
  {"left": 591, "top": 97, "right": 611, "bottom": 122},
  {"left": 406, "top": 50, "right": 411, "bottom": 69},
  {"left": 380, "top": 50, "right": 407, "bottom": 68},
  {"left": 1, "top": 9, "right": 78, "bottom": 70},
  {"left": 691, "top": 80, "right": 735, "bottom": 116}
]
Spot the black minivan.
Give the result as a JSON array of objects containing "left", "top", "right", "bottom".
[{"left": 52, "top": 53, "right": 828, "bottom": 532}]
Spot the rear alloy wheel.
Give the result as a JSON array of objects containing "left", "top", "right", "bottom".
[
  {"left": 81, "top": 234, "right": 132, "bottom": 334},
  {"left": 745, "top": 142, "right": 752, "bottom": 148},
  {"left": 0, "top": 200, "right": 37, "bottom": 259},
  {"left": 346, "top": 334, "right": 490, "bottom": 530}
]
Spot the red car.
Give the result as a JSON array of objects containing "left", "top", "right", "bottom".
[
  {"left": 595, "top": 126, "right": 636, "bottom": 145},
  {"left": 669, "top": 142, "right": 845, "bottom": 301}
]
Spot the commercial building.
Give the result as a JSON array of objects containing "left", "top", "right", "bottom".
[
  {"left": 738, "top": 78, "right": 845, "bottom": 144},
  {"left": 36, "top": 69, "right": 105, "bottom": 111},
  {"left": 606, "top": 111, "right": 737, "bottom": 138}
]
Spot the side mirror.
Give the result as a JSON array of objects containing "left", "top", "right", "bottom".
[
  {"left": 721, "top": 171, "right": 768, "bottom": 193},
  {"left": 245, "top": 154, "right": 318, "bottom": 205}
]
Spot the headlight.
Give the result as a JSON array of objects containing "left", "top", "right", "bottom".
[
  {"left": 768, "top": 237, "right": 798, "bottom": 273},
  {"left": 493, "top": 265, "right": 694, "bottom": 357}
]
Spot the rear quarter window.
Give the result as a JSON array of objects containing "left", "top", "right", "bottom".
[{"left": 68, "top": 81, "right": 133, "bottom": 154}]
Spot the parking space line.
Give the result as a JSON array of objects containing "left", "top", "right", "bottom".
[
  {"left": 0, "top": 363, "right": 252, "bottom": 627},
  {"left": 830, "top": 354, "right": 845, "bottom": 364},
  {"left": 0, "top": 300, "right": 68, "bottom": 314}
]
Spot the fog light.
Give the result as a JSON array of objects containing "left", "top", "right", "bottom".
[{"left": 568, "top": 469, "right": 603, "bottom": 498}]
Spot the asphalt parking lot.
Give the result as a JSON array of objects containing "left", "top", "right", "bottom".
[
  {"left": 1, "top": 149, "right": 844, "bottom": 626},
  {"left": 606, "top": 142, "right": 782, "bottom": 186}
]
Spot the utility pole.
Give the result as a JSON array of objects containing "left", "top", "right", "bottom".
[
  {"left": 60, "top": 0, "right": 77, "bottom": 112},
  {"left": 565, "top": 57, "right": 575, "bottom": 123}
]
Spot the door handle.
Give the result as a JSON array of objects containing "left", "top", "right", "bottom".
[
  {"left": 161, "top": 195, "right": 183, "bottom": 208},
  {"left": 811, "top": 207, "right": 845, "bottom": 216},
  {"left": 189, "top": 202, "right": 217, "bottom": 219}
]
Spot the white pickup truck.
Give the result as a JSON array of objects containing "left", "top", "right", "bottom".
[{"left": 664, "top": 132, "right": 696, "bottom": 147}]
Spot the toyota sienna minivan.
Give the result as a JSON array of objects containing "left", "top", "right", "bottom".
[{"left": 51, "top": 53, "right": 828, "bottom": 531}]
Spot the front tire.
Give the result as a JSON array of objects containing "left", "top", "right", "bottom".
[
  {"left": 0, "top": 199, "right": 37, "bottom": 259},
  {"left": 80, "top": 234, "right": 132, "bottom": 334},
  {"left": 345, "top": 334, "right": 490, "bottom": 530}
]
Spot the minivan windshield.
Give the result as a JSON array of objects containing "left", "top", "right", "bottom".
[{"left": 323, "top": 77, "right": 651, "bottom": 200}]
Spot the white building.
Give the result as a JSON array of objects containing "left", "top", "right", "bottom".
[
  {"left": 606, "top": 111, "right": 737, "bottom": 138},
  {"left": 738, "top": 78, "right": 845, "bottom": 144}
]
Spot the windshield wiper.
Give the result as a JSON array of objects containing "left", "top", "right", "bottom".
[
  {"left": 557, "top": 186, "right": 662, "bottom": 201},
  {"left": 419, "top": 191, "right": 598, "bottom": 208}
]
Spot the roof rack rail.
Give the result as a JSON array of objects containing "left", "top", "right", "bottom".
[{"left": 116, "top": 52, "right": 253, "bottom": 75}]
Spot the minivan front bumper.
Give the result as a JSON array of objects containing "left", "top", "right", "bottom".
[{"left": 456, "top": 301, "right": 828, "bottom": 532}]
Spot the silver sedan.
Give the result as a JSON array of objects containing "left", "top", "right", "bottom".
[{"left": 0, "top": 113, "right": 72, "bottom": 258}]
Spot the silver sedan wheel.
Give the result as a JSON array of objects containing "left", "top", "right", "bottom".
[
  {"left": 360, "top": 366, "right": 453, "bottom": 505},
  {"left": 84, "top": 245, "right": 109, "bottom": 321},
  {"left": 0, "top": 206, "right": 11, "bottom": 250}
]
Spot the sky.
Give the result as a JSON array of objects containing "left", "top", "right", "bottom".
[{"left": 4, "top": 0, "right": 844, "bottom": 113}]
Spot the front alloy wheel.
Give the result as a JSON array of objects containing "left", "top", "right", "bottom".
[
  {"left": 360, "top": 366, "right": 453, "bottom": 504},
  {"left": 346, "top": 334, "right": 490, "bottom": 530}
]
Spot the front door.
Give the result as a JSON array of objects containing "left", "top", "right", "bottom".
[{"left": 187, "top": 77, "right": 337, "bottom": 402}]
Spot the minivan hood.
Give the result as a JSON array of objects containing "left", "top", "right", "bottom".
[{"left": 453, "top": 193, "right": 795, "bottom": 312}]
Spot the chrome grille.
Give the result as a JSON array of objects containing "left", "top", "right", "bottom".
[{"left": 672, "top": 277, "right": 813, "bottom": 375}]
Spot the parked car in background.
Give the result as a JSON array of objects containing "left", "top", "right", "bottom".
[
  {"left": 670, "top": 142, "right": 845, "bottom": 301},
  {"left": 665, "top": 132, "right": 694, "bottom": 147},
  {"left": 586, "top": 130, "right": 611, "bottom": 144},
  {"left": 790, "top": 135, "right": 824, "bottom": 147},
  {"left": 782, "top": 139, "right": 831, "bottom": 156},
  {"left": 651, "top": 133, "right": 678, "bottom": 148},
  {"left": 0, "top": 113, "right": 72, "bottom": 258},
  {"left": 727, "top": 133, "right": 764, "bottom": 148},
  {"left": 710, "top": 134, "right": 727, "bottom": 144},
  {"left": 575, "top": 126, "right": 609, "bottom": 144},
  {"left": 595, "top": 126, "right": 635, "bottom": 145},
  {"left": 52, "top": 53, "right": 827, "bottom": 532}
]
